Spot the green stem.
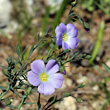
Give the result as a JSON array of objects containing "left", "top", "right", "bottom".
[
  {"left": 17, "top": 86, "right": 33, "bottom": 110},
  {"left": 45, "top": 39, "right": 55, "bottom": 62},
  {"left": 0, "top": 86, "right": 10, "bottom": 100}
]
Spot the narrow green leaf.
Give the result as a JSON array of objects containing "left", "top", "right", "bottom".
[
  {"left": 24, "top": 102, "right": 36, "bottom": 105},
  {"left": 102, "top": 63, "right": 110, "bottom": 72},
  {"left": 0, "top": 65, "right": 8, "bottom": 69},
  {"left": 102, "top": 81, "right": 110, "bottom": 104},
  {"left": 89, "top": 21, "right": 105, "bottom": 65},
  {"left": 29, "top": 44, "right": 35, "bottom": 57},
  {"left": 0, "top": 86, "right": 6, "bottom": 92}
]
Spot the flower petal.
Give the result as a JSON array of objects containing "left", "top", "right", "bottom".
[
  {"left": 55, "top": 26, "right": 62, "bottom": 33},
  {"left": 49, "top": 73, "right": 64, "bottom": 88},
  {"left": 66, "top": 23, "right": 76, "bottom": 31},
  {"left": 38, "top": 83, "right": 55, "bottom": 95},
  {"left": 56, "top": 32, "right": 63, "bottom": 46},
  {"left": 46, "top": 60, "right": 59, "bottom": 72},
  {"left": 62, "top": 41, "right": 70, "bottom": 50},
  {"left": 55, "top": 23, "right": 66, "bottom": 34},
  {"left": 67, "top": 37, "right": 78, "bottom": 49},
  {"left": 59, "top": 23, "right": 67, "bottom": 33},
  {"left": 27, "top": 71, "right": 41, "bottom": 86},
  {"left": 76, "top": 37, "right": 79, "bottom": 44},
  {"left": 66, "top": 24, "right": 78, "bottom": 38},
  {"left": 31, "top": 60, "right": 45, "bottom": 74},
  {"left": 46, "top": 61, "right": 59, "bottom": 74}
]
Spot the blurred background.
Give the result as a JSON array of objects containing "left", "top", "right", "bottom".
[{"left": 0, "top": 0, "right": 110, "bottom": 110}]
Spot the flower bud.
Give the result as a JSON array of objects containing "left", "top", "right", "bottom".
[
  {"left": 78, "top": 83, "right": 85, "bottom": 88},
  {"left": 71, "top": 0, "right": 77, "bottom": 7},
  {"left": 76, "top": 97, "right": 82, "bottom": 103}
]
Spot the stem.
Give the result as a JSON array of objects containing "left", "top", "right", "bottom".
[
  {"left": 17, "top": 86, "right": 33, "bottom": 110},
  {"left": 45, "top": 98, "right": 62, "bottom": 110},
  {"left": 37, "top": 93, "right": 41, "bottom": 110},
  {"left": 45, "top": 39, "right": 54, "bottom": 62},
  {"left": 0, "top": 86, "right": 10, "bottom": 100},
  {"left": 45, "top": 47, "right": 53, "bottom": 62},
  {"left": 68, "top": 6, "right": 73, "bottom": 15}
]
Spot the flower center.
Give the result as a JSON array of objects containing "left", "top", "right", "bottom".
[
  {"left": 62, "top": 33, "right": 68, "bottom": 41},
  {"left": 40, "top": 72, "right": 49, "bottom": 82}
]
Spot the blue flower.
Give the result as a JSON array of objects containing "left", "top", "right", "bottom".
[
  {"left": 55, "top": 23, "right": 79, "bottom": 50},
  {"left": 27, "top": 59, "right": 64, "bottom": 95}
]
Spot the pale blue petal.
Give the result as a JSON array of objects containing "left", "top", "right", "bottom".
[
  {"left": 59, "top": 23, "right": 67, "bottom": 33},
  {"left": 46, "top": 60, "right": 59, "bottom": 73},
  {"left": 49, "top": 73, "right": 64, "bottom": 88},
  {"left": 38, "top": 83, "right": 55, "bottom": 95},
  {"left": 67, "top": 37, "right": 78, "bottom": 49},
  {"left": 46, "top": 63, "right": 59, "bottom": 75},
  {"left": 66, "top": 23, "right": 76, "bottom": 31},
  {"left": 66, "top": 23, "right": 78, "bottom": 38},
  {"left": 55, "top": 26, "right": 62, "bottom": 33},
  {"left": 56, "top": 32, "right": 63, "bottom": 46},
  {"left": 62, "top": 41, "right": 70, "bottom": 50},
  {"left": 31, "top": 60, "right": 45, "bottom": 74},
  {"left": 55, "top": 23, "right": 66, "bottom": 33},
  {"left": 27, "top": 71, "right": 41, "bottom": 86}
]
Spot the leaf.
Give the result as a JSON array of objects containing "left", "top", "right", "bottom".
[
  {"left": 16, "top": 44, "right": 21, "bottom": 58},
  {"left": 0, "top": 86, "right": 6, "bottom": 92},
  {"left": 24, "top": 102, "right": 36, "bottom": 105},
  {"left": 89, "top": 21, "right": 105, "bottom": 65},
  {"left": 102, "top": 81, "right": 110, "bottom": 104},
  {"left": 0, "top": 65, "right": 8, "bottom": 69},
  {"left": 71, "top": 51, "right": 80, "bottom": 59},
  {"left": 28, "top": 44, "right": 35, "bottom": 57},
  {"left": 102, "top": 63, "right": 110, "bottom": 73},
  {"left": 21, "top": 49, "right": 26, "bottom": 61}
]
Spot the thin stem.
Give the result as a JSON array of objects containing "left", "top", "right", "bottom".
[
  {"left": 64, "top": 5, "right": 73, "bottom": 24},
  {"left": 17, "top": 86, "right": 33, "bottom": 110},
  {"left": 68, "top": 6, "right": 73, "bottom": 15},
  {"left": 45, "top": 39, "right": 54, "bottom": 62},
  {"left": 45, "top": 98, "right": 62, "bottom": 110},
  {"left": 37, "top": 93, "right": 41, "bottom": 110},
  {"left": 0, "top": 86, "right": 10, "bottom": 100}
]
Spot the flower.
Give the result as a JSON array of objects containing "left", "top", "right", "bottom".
[
  {"left": 55, "top": 23, "right": 79, "bottom": 50},
  {"left": 27, "top": 59, "right": 64, "bottom": 95}
]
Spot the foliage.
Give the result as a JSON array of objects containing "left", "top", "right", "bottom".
[{"left": 0, "top": 1, "right": 90, "bottom": 110}]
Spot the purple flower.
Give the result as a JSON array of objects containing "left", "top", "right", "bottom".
[
  {"left": 27, "top": 59, "right": 64, "bottom": 95},
  {"left": 55, "top": 23, "right": 79, "bottom": 50}
]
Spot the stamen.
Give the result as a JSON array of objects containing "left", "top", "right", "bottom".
[
  {"left": 40, "top": 72, "right": 49, "bottom": 82},
  {"left": 62, "top": 33, "right": 68, "bottom": 41}
]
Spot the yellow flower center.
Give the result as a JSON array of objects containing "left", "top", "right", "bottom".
[
  {"left": 62, "top": 33, "right": 68, "bottom": 41},
  {"left": 40, "top": 72, "right": 49, "bottom": 82}
]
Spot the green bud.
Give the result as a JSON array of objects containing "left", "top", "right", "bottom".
[
  {"left": 84, "top": 22, "right": 89, "bottom": 29},
  {"left": 83, "top": 22, "right": 90, "bottom": 32},
  {"left": 76, "top": 97, "right": 82, "bottom": 103},
  {"left": 71, "top": 0, "right": 77, "bottom": 7},
  {"left": 63, "top": 92, "right": 70, "bottom": 97},
  {"left": 78, "top": 83, "right": 85, "bottom": 88},
  {"left": 6, "top": 99, "right": 13, "bottom": 106}
]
